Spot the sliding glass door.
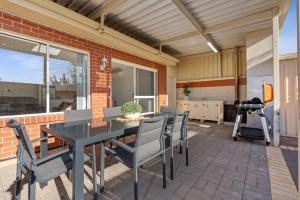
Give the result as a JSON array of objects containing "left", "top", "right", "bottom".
[{"left": 112, "top": 60, "right": 156, "bottom": 114}]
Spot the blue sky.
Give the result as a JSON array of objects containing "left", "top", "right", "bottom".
[
  {"left": 0, "top": 48, "right": 73, "bottom": 84},
  {"left": 279, "top": 0, "right": 297, "bottom": 54}
]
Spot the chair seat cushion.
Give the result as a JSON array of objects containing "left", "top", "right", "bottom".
[
  {"left": 107, "top": 142, "right": 135, "bottom": 168},
  {"left": 36, "top": 152, "right": 90, "bottom": 183}
]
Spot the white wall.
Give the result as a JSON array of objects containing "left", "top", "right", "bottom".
[
  {"left": 246, "top": 28, "right": 274, "bottom": 128},
  {"left": 167, "top": 66, "right": 177, "bottom": 107},
  {"left": 280, "top": 56, "right": 298, "bottom": 137}
]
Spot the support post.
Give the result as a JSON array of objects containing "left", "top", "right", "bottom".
[
  {"left": 219, "top": 52, "right": 222, "bottom": 78},
  {"left": 272, "top": 7, "right": 280, "bottom": 147},
  {"left": 296, "top": 0, "right": 300, "bottom": 190},
  {"left": 234, "top": 47, "right": 239, "bottom": 100}
]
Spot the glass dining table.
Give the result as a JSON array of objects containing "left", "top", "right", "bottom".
[{"left": 40, "top": 114, "right": 175, "bottom": 200}]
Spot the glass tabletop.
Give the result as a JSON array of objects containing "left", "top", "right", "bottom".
[
  {"left": 41, "top": 114, "right": 175, "bottom": 146},
  {"left": 42, "top": 117, "right": 140, "bottom": 145}
]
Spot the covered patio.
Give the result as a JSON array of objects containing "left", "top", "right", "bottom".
[
  {"left": 1, "top": 122, "right": 294, "bottom": 200},
  {"left": 0, "top": 0, "right": 298, "bottom": 200}
]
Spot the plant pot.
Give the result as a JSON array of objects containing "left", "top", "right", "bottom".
[
  {"left": 124, "top": 112, "right": 141, "bottom": 119},
  {"left": 184, "top": 96, "right": 189, "bottom": 101}
]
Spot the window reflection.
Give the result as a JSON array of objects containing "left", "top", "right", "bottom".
[
  {"left": 49, "top": 46, "right": 87, "bottom": 112},
  {"left": 0, "top": 34, "right": 46, "bottom": 115}
]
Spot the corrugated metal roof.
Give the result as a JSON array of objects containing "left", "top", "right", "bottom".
[
  {"left": 211, "top": 20, "right": 272, "bottom": 49},
  {"left": 51, "top": 0, "right": 280, "bottom": 57},
  {"left": 168, "top": 35, "right": 210, "bottom": 57}
]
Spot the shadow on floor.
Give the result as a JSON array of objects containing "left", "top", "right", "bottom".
[{"left": 280, "top": 136, "right": 298, "bottom": 190}]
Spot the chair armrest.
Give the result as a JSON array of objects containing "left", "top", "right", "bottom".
[
  {"left": 31, "top": 137, "right": 48, "bottom": 143},
  {"left": 34, "top": 148, "right": 70, "bottom": 165},
  {"left": 109, "top": 139, "right": 135, "bottom": 153}
]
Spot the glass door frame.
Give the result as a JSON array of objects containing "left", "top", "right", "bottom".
[{"left": 112, "top": 58, "right": 157, "bottom": 114}]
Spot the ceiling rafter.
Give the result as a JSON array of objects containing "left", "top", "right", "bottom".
[
  {"left": 88, "top": 0, "right": 126, "bottom": 20},
  {"left": 171, "top": 0, "right": 220, "bottom": 52},
  {"left": 160, "top": 8, "right": 273, "bottom": 46}
]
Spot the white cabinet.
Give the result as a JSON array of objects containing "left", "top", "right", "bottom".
[
  {"left": 177, "top": 100, "right": 224, "bottom": 124},
  {"left": 177, "top": 101, "right": 188, "bottom": 112}
]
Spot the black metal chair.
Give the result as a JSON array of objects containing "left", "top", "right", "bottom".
[
  {"left": 160, "top": 106, "right": 177, "bottom": 116},
  {"left": 165, "top": 111, "right": 189, "bottom": 180},
  {"left": 7, "top": 119, "right": 92, "bottom": 200},
  {"left": 103, "top": 106, "right": 137, "bottom": 142},
  {"left": 103, "top": 106, "right": 122, "bottom": 118},
  {"left": 64, "top": 109, "right": 97, "bottom": 197},
  {"left": 107, "top": 116, "right": 168, "bottom": 200}
]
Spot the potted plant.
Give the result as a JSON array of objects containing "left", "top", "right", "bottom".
[
  {"left": 182, "top": 83, "right": 191, "bottom": 100},
  {"left": 122, "top": 101, "right": 142, "bottom": 119}
]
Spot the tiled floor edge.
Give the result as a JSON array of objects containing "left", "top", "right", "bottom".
[{"left": 266, "top": 146, "right": 298, "bottom": 200}]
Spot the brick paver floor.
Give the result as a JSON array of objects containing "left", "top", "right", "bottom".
[{"left": 0, "top": 122, "right": 296, "bottom": 200}]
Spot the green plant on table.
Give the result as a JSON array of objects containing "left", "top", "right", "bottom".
[
  {"left": 121, "top": 101, "right": 142, "bottom": 114},
  {"left": 182, "top": 83, "right": 191, "bottom": 96}
]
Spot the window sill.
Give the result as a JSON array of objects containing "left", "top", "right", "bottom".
[{"left": 0, "top": 112, "right": 64, "bottom": 119}]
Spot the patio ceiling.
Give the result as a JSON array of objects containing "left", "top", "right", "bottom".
[{"left": 50, "top": 0, "right": 284, "bottom": 57}]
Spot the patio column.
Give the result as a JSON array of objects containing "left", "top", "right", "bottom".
[
  {"left": 297, "top": 0, "right": 300, "bottom": 189},
  {"left": 272, "top": 7, "right": 280, "bottom": 147}
]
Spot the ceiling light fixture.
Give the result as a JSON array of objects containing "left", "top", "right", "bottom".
[{"left": 207, "top": 41, "right": 218, "bottom": 53}]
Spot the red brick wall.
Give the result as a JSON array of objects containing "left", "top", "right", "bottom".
[{"left": 0, "top": 11, "right": 168, "bottom": 159}]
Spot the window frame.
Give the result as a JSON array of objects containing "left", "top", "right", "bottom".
[
  {"left": 111, "top": 58, "right": 157, "bottom": 114},
  {"left": 0, "top": 31, "right": 90, "bottom": 118}
]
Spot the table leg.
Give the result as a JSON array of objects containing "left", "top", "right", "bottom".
[
  {"left": 40, "top": 130, "right": 48, "bottom": 158},
  {"left": 72, "top": 142, "right": 85, "bottom": 200},
  {"left": 39, "top": 130, "right": 48, "bottom": 187},
  {"left": 100, "top": 142, "right": 105, "bottom": 193}
]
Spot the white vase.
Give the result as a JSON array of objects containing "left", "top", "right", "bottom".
[
  {"left": 124, "top": 112, "right": 141, "bottom": 119},
  {"left": 184, "top": 96, "right": 189, "bottom": 101}
]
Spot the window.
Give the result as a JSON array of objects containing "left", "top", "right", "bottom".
[
  {"left": 111, "top": 60, "right": 157, "bottom": 114},
  {"left": 0, "top": 34, "right": 88, "bottom": 116},
  {"left": 49, "top": 46, "right": 87, "bottom": 112},
  {"left": 135, "top": 68, "right": 156, "bottom": 114}
]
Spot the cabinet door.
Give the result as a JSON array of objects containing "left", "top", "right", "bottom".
[
  {"left": 205, "top": 102, "right": 220, "bottom": 121},
  {"left": 183, "top": 102, "right": 189, "bottom": 112},
  {"left": 188, "top": 102, "right": 194, "bottom": 118},
  {"left": 176, "top": 101, "right": 181, "bottom": 112},
  {"left": 193, "top": 102, "right": 201, "bottom": 119},
  {"left": 177, "top": 101, "right": 183, "bottom": 112},
  {"left": 199, "top": 102, "right": 206, "bottom": 120}
]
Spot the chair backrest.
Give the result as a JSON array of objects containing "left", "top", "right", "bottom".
[
  {"left": 160, "top": 106, "right": 176, "bottom": 114},
  {"left": 103, "top": 106, "right": 122, "bottom": 118},
  {"left": 64, "top": 109, "right": 92, "bottom": 122},
  {"left": 171, "top": 114, "right": 185, "bottom": 143},
  {"left": 135, "top": 116, "right": 168, "bottom": 163},
  {"left": 179, "top": 111, "right": 189, "bottom": 140},
  {"left": 7, "top": 119, "right": 37, "bottom": 169}
]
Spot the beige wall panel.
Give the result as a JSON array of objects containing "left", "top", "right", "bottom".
[
  {"left": 177, "top": 47, "right": 246, "bottom": 82},
  {"left": 239, "top": 47, "right": 247, "bottom": 76},
  {"left": 177, "top": 86, "right": 235, "bottom": 102}
]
